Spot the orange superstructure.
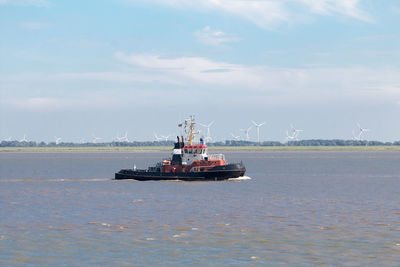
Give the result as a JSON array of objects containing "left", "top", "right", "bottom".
[{"left": 158, "top": 117, "right": 228, "bottom": 174}]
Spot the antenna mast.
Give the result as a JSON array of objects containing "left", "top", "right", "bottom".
[{"left": 187, "top": 116, "right": 199, "bottom": 145}]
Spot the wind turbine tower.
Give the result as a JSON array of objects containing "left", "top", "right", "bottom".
[
  {"left": 160, "top": 134, "right": 171, "bottom": 142},
  {"left": 252, "top": 120, "right": 265, "bottom": 143},
  {"left": 199, "top": 121, "right": 215, "bottom": 142},
  {"left": 114, "top": 133, "right": 122, "bottom": 142},
  {"left": 231, "top": 133, "right": 240, "bottom": 141},
  {"left": 55, "top": 136, "right": 62, "bottom": 145},
  {"left": 285, "top": 130, "right": 295, "bottom": 142},
  {"left": 120, "top": 132, "right": 129, "bottom": 142},
  {"left": 285, "top": 124, "right": 303, "bottom": 142},
  {"left": 20, "top": 134, "right": 28, "bottom": 142},
  {"left": 240, "top": 126, "right": 252, "bottom": 141},
  {"left": 290, "top": 124, "right": 303, "bottom": 140},
  {"left": 154, "top": 132, "right": 163, "bottom": 141},
  {"left": 355, "top": 122, "right": 370, "bottom": 140}
]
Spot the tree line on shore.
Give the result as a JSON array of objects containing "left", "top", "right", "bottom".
[{"left": 1, "top": 139, "right": 399, "bottom": 147}]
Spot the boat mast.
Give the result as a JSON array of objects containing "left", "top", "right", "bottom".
[{"left": 187, "top": 116, "right": 199, "bottom": 145}]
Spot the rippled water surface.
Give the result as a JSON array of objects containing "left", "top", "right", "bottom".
[{"left": 1, "top": 152, "right": 400, "bottom": 265}]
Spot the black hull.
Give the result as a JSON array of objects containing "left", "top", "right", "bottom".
[{"left": 115, "top": 163, "right": 246, "bottom": 181}]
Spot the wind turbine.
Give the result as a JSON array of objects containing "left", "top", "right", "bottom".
[
  {"left": 240, "top": 126, "right": 252, "bottom": 141},
  {"left": 113, "top": 132, "right": 122, "bottom": 142},
  {"left": 285, "top": 130, "right": 296, "bottom": 142},
  {"left": 20, "top": 134, "right": 28, "bottom": 142},
  {"left": 92, "top": 134, "right": 102, "bottom": 143},
  {"left": 285, "top": 124, "right": 303, "bottom": 142},
  {"left": 231, "top": 133, "right": 240, "bottom": 141},
  {"left": 252, "top": 120, "right": 265, "bottom": 143},
  {"left": 154, "top": 132, "right": 163, "bottom": 141},
  {"left": 120, "top": 132, "right": 129, "bottom": 142},
  {"left": 355, "top": 122, "right": 370, "bottom": 140},
  {"left": 199, "top": 121, "right": 215, "bottom": 142},
  {"left": 290, "top": 124, "right": 303, "bottom": 140},
  {"left": 54, "top": 136, "right": 62, "bottom": 145},
  {"left": 160, "top": 134, "right": 171, "bottom": 142}
]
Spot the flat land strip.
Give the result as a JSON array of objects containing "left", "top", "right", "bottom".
[{"left": 1, "top": 146, "right": 399, "bottom": 153}]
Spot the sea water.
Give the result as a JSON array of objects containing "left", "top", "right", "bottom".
[{"left": 1, "top": 152, "right": 400, "bottom": 265}]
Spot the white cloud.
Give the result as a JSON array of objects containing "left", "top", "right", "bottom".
[
  {"left": 134, "top": 0, "right": 372, "bottom": 29},
  {"left": 0, "top": 0, "right": 50, "bottom": 7},
  {"left": 142, "top": 0, "right": 289, "bottom": 29},
  {"left": 194, "top": 26, "right": 240, "bottom": 46},
  {"left": 3, "top": 54, "right": 398, "bottom": 110},
  {"left": 20, "top": 21, "right": 49, "bottom": 30},
  {"left": 115, "top": 52, "right": 236, "bottom": 71},
  {"left": 114, "top": 52, "right": 266, "bottom": 88},
  {"left": 300, "top": 0, "right": 373, "bottom": 22},
  {"left": 113, "top": 53, "right": 400, "bottom": 101}
]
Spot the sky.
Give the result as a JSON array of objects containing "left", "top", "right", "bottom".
[{"left": 1, "top": 0, "right": 399, "bottom": 142}]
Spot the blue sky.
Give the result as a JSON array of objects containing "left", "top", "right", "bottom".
[{"left": 1, "top": 0, "right": 399, "bottom": 142}]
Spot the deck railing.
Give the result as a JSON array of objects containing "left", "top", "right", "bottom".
[{"left": 209, "top": 154, "right": 225, "bottom": 160}]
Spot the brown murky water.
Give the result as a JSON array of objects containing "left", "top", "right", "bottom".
[{"left": 1, "top": 152, "right": 400, "bottom": 265}]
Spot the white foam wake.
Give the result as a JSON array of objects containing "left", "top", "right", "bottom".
[{"left": 228, "top": 175, "right": 252, "bottom": 181}]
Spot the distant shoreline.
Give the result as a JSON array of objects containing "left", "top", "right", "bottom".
[{"left": 1, "top": 146, "right": 399, "bottom": 153}]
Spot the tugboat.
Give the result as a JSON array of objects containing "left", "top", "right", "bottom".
[{"left": 115, "top": 117, "right": 246, "bottom": 181}]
